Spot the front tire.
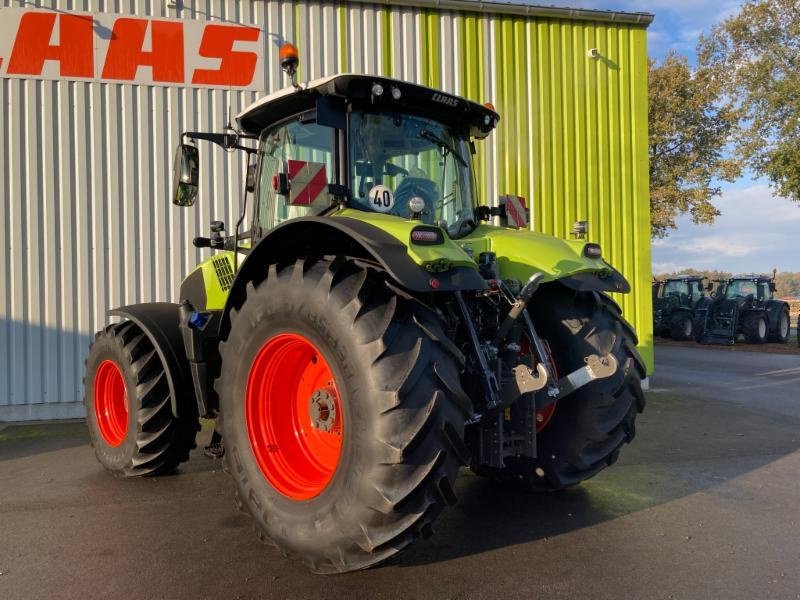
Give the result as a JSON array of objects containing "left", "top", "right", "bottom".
[
  {"left": 217, "top": 258, "right": 471, "bottom": 573},
  {"left": 693, "top": 312, "right": 707, "bottom": 342},
  {"left": 669, "top": 311, "right": 694, "bottom": 341},
  {"left": 83, "top": 321, "right": 198, "bottom": 476},
  {"left": 742, "top": 312, "right": 768, "bottom": 344},
  {"left": 522, "top": 286, "right": 646, "bottom": 490}
]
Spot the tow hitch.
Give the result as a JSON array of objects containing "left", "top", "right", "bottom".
[
  {"left": 537, "top": 352, "right": 618, "bottom": 410},
  {"left": 505, "top": 352, "right": 618, "bottom": 409}
]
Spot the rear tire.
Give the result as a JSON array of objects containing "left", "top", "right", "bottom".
[
  {"left": 83, "top": 321, "right": 198, "bottom": 476},
  {"left": 518, "top": 286, "right": 646, "bottom": 490},
  {"left": 217, "top": 258, "right": 471, "bottom": 573},
  {"left": 769, "top": 308, "right": 790, "bottom": 343},
  {"left": 742, "top": 312, "right": 768, "bottom": 344},
  {"left": 669, "top": 311, "right": 694, "bottom": 341}
]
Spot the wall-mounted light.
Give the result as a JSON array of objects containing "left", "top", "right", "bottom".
[{"left": 587, "top": 48, "right": 601, "bottom": 59}]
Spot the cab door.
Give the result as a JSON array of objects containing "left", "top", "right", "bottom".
[{"left": 252, "top": 113, "right": 337, "bottom": 239}]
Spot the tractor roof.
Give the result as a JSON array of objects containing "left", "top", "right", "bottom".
[
  {"left": 666, "top": 274, "right": 704, "bottom": 281},
  {"left": 236, "top": 74, "right": 499, "bottom": 139},
  {"left": 730, "top": 273, "right": 772, "bottom": 281}
]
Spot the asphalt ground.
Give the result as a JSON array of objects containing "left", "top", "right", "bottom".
[{"left": 1, "top": 345, "right": 799, "bottom": 600}]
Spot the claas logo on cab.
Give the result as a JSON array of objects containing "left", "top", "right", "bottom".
[{"left": 0, "top": 8, "right": 266, "bottom": 90}]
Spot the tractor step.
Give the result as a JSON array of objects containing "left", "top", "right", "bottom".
[{"left": 700, "top": 329, "right": 736, "bottom": 345}]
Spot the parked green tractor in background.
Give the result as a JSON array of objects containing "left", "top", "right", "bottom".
[
  {"left": 652, "top": 275, "right": 710, "bottom": 341},
  {"left": 82, "top": 45, "right": 645, "bottom": 573},
  {"left": 696, "top": 272, "right": 791, "bottom": 345}
]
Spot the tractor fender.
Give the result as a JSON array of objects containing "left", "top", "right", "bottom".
[
  {"left": 557, "top": 268, "right": 630, "bottom": 294},
  {"left": 108, "top": 303, "right": 195, "bottom": 420},
  {"left": 220, "top": 216, "right": 487, "bottom": 338}
]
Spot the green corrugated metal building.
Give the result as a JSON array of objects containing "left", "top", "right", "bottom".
[{"left": 0, "top": 0, "right": 653, "bottom": 420}]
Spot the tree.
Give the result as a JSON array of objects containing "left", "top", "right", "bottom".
[
  {"left": 698, "top": 0, "right": 800, "bottom": 203},
  {"left": 653, "top": 268, "right": 732, "bottom": 282},
  {"left": 648, "top": 52, "right": 741, "bottom": 238}
]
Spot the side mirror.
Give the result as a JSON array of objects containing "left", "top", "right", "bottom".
[
  {"left": 172, "top": 143, "right": 199, "bottom": 206},
  {"left": 246, "top": 161, "right": 257, "bottom": 193},
  {"left": 769, "top": 282, "right": 777, "bottom": 293},
  {"left": 706, "top": 282, "right": 713, "bottom": 291}
]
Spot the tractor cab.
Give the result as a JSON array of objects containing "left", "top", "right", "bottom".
[
  {"left": 721, "top": 274, "right": 775, "bottom": 303},
  {"left": 656, "top": 275, "right": 708, "bottom": 308},
  {"left": 172, "top": 66, "right": 499, "bottom": 246},
  {"left": 236, "top": 75, "right": 497, "bottom": 239}
]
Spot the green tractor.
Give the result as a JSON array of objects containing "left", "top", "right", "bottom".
[
  {"left": 652, "top": 274, "right": 710, "bottom": 341},
  {"left": 82, "top": 46, "right": 645, "bottom": 573},
  {"left": 696, "top": 272, "right": 791, "bottom": 345}
]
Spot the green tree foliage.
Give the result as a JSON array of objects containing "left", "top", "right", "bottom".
[
  {"left": 653, "top": 268, "right": 732, "bottom": 283},
  {"left": 775, "top": 272, "right": 800, "bottom": 297},
  {"left": 698, "top": 0, "right": 800, "bottom": 203},
  {"left": 648, "top": 53, "right": 741, "bottom": 238}
]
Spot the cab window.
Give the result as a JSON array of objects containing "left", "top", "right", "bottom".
[{"left": 254, "top": 115, "right": 335, "bottom": 234}]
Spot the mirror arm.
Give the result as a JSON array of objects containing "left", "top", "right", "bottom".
[{"left": 182, "top": 131, "right": 255, "bottom": 152}]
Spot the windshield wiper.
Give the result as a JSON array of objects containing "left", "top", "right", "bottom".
[{"left": 419, "top": 130, "right": 467, "bottom": 167}]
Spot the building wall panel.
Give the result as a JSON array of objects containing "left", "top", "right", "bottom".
[{"left": 0, "top": 0, "right": 651, "bottom": 420}]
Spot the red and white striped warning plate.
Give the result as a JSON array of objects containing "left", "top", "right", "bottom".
[
  {"left": 501, "top": 195, "right": 528, "bottom": 228},
  {"left": 287, "top": 160, "right": 329, "bottom": 206}
]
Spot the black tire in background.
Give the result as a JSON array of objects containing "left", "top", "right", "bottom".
[
  {"left": 742, "top": 312, "right": 768, "bottom": 344},
  {"left": 769, "top": 308, "right": 790, "bottom": 343},
  {"left": 83, "top": 321, "right": 198, "bottom": 476},
  {"left": 519, "top": 285, "right": 646, "bottom": 490},
  {"left": 216, "top": 258, "right": 471, "bottom": 574},
  {"left": 669, "top": 311, "right": 694, "bottom": 341},
  {"left": 693, "top": 312, "right": 707, "bottom": 342}
]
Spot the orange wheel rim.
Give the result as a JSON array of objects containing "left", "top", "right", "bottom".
[
  {"left": 245, "top": 333, "right": 344, "bottom": 500},
  {"left": 93, "top": 360, "right": 129, "bottom": 446}
]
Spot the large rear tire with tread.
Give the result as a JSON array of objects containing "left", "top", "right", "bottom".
[
  {"left": 83, "top": 321, "right": 198, "bottom": 476},
  {"left": 768, "top": 308, "right": 790, "bottom": 343},
  {"left": 216, "top": 257, "right": 471, "bottom": 574},
  {"left": 514, "top": 286, "right": 646, "bottom": 491}
]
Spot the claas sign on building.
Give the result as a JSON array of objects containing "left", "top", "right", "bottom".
[{"left": 0, "top": 8, "right": 265, "bottom": 89}]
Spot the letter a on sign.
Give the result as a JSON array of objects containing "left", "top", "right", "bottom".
[{"left": 101, "top": 18, "right": 184, "bottom": 83}]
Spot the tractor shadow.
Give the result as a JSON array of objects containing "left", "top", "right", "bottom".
[
  {"left": 393, "top": 390, "right": 800, "bottom": 567},
  {"left": 0, "top": 421, "right": 88, "bottom": 462}
]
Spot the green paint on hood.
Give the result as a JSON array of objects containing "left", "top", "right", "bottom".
[
  {"left": 334, "top": 210, "right": 613, "bottom": 283},
  {"left": 458, "top": 225, "right": 611, "bottom": 283}
]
